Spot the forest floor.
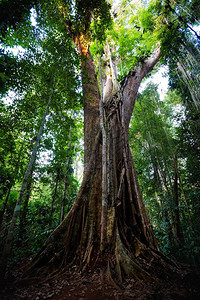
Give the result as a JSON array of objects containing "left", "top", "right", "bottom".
[{"left": 0, "top": 263, "right": 200, "bottom": 300}]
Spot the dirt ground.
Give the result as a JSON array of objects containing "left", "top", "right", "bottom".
[{"left": 0, "top": 264, "right": 200, "bottom": 300}]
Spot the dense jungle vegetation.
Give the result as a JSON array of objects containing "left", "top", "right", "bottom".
[{"left": 0, "top": 0, "right": 200, "bottom": 285}]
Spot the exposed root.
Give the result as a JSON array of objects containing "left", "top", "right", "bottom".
[
  {"left": 106, "top": 260, "right": 123, "bottom": 293},
  {"left": 115, "top": 230, "right": 151, "bottom": 282}
]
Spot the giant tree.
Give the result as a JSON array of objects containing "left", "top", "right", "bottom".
[
  {"left": 1, "top": 0, "right": 199, "bottom": 285},
  {"left": 22, "top": 0, "right": 169, "bottom": 281}
]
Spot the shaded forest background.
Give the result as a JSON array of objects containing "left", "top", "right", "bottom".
[{"left": 0, "top": 0, "right": 200, "bottom": 276}]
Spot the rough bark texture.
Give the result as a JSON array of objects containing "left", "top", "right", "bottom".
[
  {"left": 23, "top": 44, "right": 171, "bottom": 283},
  {"left": 77, "top": 39, "right": 101, "bottom": 170}
]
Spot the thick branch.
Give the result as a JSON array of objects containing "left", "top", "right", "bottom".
[{"left": 121, "top": 47, "right": 161, "bottom": 130}]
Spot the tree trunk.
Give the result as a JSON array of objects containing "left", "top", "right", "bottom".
[
  {"left": 60, "top": 158, "right": 71, "bottom": 222},
  {"left": 24, "top": 45, "right": 166, "bottom": 281},
  {"left": 0, "top": 138, "right": 26, "bottom": 228},
  {"left": 0, "top": 185, "right": 12, "bottom": 229},
  {"left": 177, "top": 60, "right": 199, "bottom": 108},
  {"left": 50, "top": 169, "right": 60, "bottom": 218},
  {"left": 0, "top": 82, "right": 55, "bottom": 279},
  {"left": 172, "top": 155, "right": 183, "bottom": 245},
  {"left": 60, "top": 126, "right": 74, "bottom": 222},
  {"left": 18, "top": 172, "right": 33, "bottom": 241},
  {"left": 181, "top": 42, "right": 200, "bottom": 67}
]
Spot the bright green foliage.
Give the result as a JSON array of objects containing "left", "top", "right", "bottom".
[
  {"left": 107, "top": 1, "right": 160, "bottom": 78},
  {"left": 0, "top": 18, "right": 81, "bottom": 207},
  {"left": 0, "top": 5, "right": 83, "bottom": 266},
  {"left": 130, "top": 83, "right": 176, "bottom": 196},
  {"left": 102, "top": 0, "right": 199, "bottom": 80},
  {"left": 129, "top": 83, "right": 200, "bottom": 264}
]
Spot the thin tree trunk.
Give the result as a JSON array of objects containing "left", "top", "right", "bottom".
[
  {"left": 155, "top": 160, "right": 174, "bottom": 246},
  {"left": 0, "top": 185, "right": 12, "bottom": 228},
  {"left": 177, "top": 60, "right": 199, "bottom": 108},
  {"left": 60, "top": 158, "right": 71, "bottom": 222},
  {"left": 18, "top": 172, "right": 33, "bottom": 240},
  {"left": 60, "top": 125, "right": 74, "bottom": 222},
  {"left": 172, "top": 155, "right": 183, "bottom": 245},
  {"left": 167, "top": 0, "right": 200, "bottom": 40},
  {"left": 148, "top": 138, "right": 175, "bottom": 247},
  {"left": 0, "top": 82, "right": 55, "bottom": 279},
  {"left": 50, "top": 169, "right": 60, "bottom": 218},
  {"left": 0, "top": 138, "right": 26, "bottom": 228},
  {"left": 178, "top": 175, "right": 194, "bottom": 231},
  {"left": 146, "top": 139, "right": 173, "bottom": 245}
]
